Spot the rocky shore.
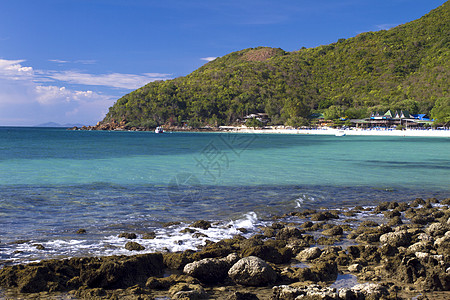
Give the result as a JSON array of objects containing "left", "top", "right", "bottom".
[
  {"left": 68, "top": 120, "right": 450, "bottom": 138},
  {"left": 1, "top": 197, "right": 449, "bottom": 299}
]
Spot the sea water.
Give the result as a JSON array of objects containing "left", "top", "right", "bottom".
[{"left": 0, "top": 127, "right": 449, "bottom": 264}]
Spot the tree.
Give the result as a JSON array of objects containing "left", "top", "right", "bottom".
[
  {"left": 431, "top": 97, "right": 450, "bottom": 125},
  {"left": 246, "top": 118, "right": 264, "bottom": 128},
  {"left": 323, "top": 105, "right": 344, "bottom": 120}
]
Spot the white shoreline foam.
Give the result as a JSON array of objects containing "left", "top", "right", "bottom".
[{"left": 218, "top": 126, "right": 450, "bottom": 137}]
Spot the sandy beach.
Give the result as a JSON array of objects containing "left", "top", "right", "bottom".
[{"left": 219, "top": 126, "right": 450, "bottom": 137}]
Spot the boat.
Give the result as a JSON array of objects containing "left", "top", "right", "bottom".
[
  {"left": 335, "top": 130, "right": 346, "bottom": 137},
  {"left": 155, "top": 126, "right": 164, "bottom": 134}
]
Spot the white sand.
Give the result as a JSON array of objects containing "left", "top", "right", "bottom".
[{"left": 219, "top": 126, "right": 450, "bottom": 137}]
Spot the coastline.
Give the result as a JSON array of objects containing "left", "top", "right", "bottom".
[
  {"left": 1, "top": 197, "right": 449, "bottom": 299},
  {"left": 214, "top": 126, "right": 450, "bottom": 138}
]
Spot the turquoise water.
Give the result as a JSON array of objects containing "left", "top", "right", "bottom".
[{"left": 0, "top": 127, "right": 449, "bottom": 263}]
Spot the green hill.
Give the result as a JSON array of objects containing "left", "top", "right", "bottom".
[{"left": 101, "top": 1, "right": 449, "bottom": 128}]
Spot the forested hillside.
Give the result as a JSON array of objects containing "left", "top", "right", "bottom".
[{"left": 101, "top": 1, "right": 449, "bottom": 128}]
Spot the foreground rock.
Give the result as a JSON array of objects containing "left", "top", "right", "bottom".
[
  {"left": 228, "top": 256, "right": 277, "bottom": 286},
  {"left": 183, "top": 253, "right": 238, "bottom": 284},
  {"left": 1, "top": 197, "right": 449, "bottom": 299},
  {"left": 0, "top": 253, "right": 163, "bottom": 293},
  {"left": 272, "top": 283, "right": 389, "bottom": 300}
]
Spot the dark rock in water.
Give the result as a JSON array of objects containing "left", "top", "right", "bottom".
[
  {"left": 300, "top": 221, "right": 314, "bottom": 229},
  {"left": 441, "top": 198, "right": 450, "bottom": 205},
  {"left": 322, "top": 225, "right": 344, "bottom": 236},
  {"left": 412, "top": 198, "right": 426, "bottom": 207},
  {"left": 190, "top": 220, "right": 211, "bottom": 230},
  {"left": 228, "top": 256, "right": 277, "bottom": 286},
  {"left": 275, "top": 227, "right": 303, "bottom": 240},
  {"left": 310, "top": 211, "right": 339, "bottom": 221},
  {"left": 237, "top": 227, "right": 248, "bottom": 234},
  {"left": 384, "top": 209, "right": 401, "bottom": 218},
  {"left": 10, "top": 240, "right": 30, "bottom": 245},
  {"left": 387, "top": 216, "right": 403, "bottom": 226},
  {"left": 180, "top": 228, "right": 196, "bottom": 234},
  {"left": 76, "top": 229, "right": 86, "bottom": 234},
  {"left": 125, "top": 241, "right": 145, "bottom": 251},
  {"left": 142, "top": 232, "right": 156, "bottom": 239},
  {"left": 271, "top": 222, "right": 285, "bottom": 229},
  {"left": 34, "top": 244, "right": 45, "bottom": 250},
  {"left": 118, "top": 233, "right": 137, "bottom": 239},
  {"left": 227, "top": 291, "right": 259, "bottom": 300},
  {"left": 163, "top": 221, "right": 181, "bottom": 227}
]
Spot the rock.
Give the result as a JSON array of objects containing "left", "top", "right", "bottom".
[
  {"left": 227, "top": 292, "right": 259, "bottom": 300},
  {"left": 228, "top": 256, "right": 277, "bottom": 286},
  {"left": 310, "top": 211, "right": 339, "bottom": 221},
  {"left": 348, "top": 263, "right": 362, "bottom": 272},
  {"left": 241, "top": 245, "right": 292, "bottom": 264},
  {"left": 142, "top": 232, "right": 156, "bottom": 239},
  {"left": 275, "top": 227, "right": 303, "bottom": 240},
  {"left": 426, "top": 223, "right": 447, "bottom": 237},
  {"left": 411, "top": 215, "right": 435, "bottom": 225},
  {"left": 407, "top": 241, "right": 431, "bottom": 254},
  {"left": 34, "top": 244, "right": 45, "bottom": 250},
  {"left": 296, "top": 247, "right": 322, "bottom": 261},
  {"left": 434, "top": 235, "right": 450, "bottom": 247},
  {"left": 169, "top": 283, "right": 209, "bottom": 299},
  {"left": 379, "top": 230, "right": 411, "bottom": 247},
  {"left": 383, "top": 209, "right": 401, "bottom": 219},
  {"left": 163, "top": 252, "right": 195, "bottom": 270},
  {"left": 125, "top": 241, "right": 145, "bottom": 251},
  {"left": 190, "top": 220, "right": 211, "bottom": 230},
  {"left": 0, "top": 253, "right": 164, "bottom": 293},
  {"left": 272, "top": 285, "right": 304, "bottom": 299},
  {"left": 163, "top": 221, "right": 181, "bottom": 227},
  {"left": 272, "top": 284, "right": 340, "bottom": 300},
  {"left": 350, "top": 283, "right": 388, "bottom": 298},
  {"left": 180, "top": 228, "right": 197, "bottom": 234},
  {"left": 118, "top": 233, "right": 137, "bottom": 239},
  {"left": 76, "top": 229, "right": 87, "bottom": 234},
  {"left": 322, "top": 225, "right": 343, "bottom": 236},
  {"left": 146, "top": 274, "right": 199, "bottom": 290},
  {"left": 387, "top": 216, "right": 403, "bottom": 226},
  {"left": 183, "top": 257, "right": 229, "bottom": 284},
  {"left": 300, "top": 221, "right": 314, "bottom": 228}
]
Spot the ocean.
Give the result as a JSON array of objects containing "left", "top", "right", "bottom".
[{"left": 0, "top": 127, "right": 449, "bottom": 265}]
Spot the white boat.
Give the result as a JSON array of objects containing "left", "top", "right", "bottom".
[
  {"left": 155, "top": 126, "right": 164, "bottom": 133},
  {"left": 335, "top": 130, "right": 346, "bottom": 136}
]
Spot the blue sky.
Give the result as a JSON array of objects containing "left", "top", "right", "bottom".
[{"left": 0, "top": 0, "right": 446, "bottom": 126}]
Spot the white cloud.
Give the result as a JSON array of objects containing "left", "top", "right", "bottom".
[
  {"left": 42, "top": 70, "right": 172, "bottom": 89},
  {"left": 0, "top": 57, "right": 173, "bottom": 126},
  {"left": 0, "top": 59, "right": 34, "bottom": 79},
  {"left": 201, "top": 57, "right": 218, "bottom": 62},
  {"left": 49, "top": 59, "right": 69, "bottom": 64}
]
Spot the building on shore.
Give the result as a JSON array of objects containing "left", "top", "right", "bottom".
[{"left": 351, "top": 110, "right": 432, "bottom": 129}]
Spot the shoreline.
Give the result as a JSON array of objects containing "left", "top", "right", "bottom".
[
  {"left": 68, "top": 124, "right": 450, "bottom": 137},
  {"left": 1, "top": 196, "right": 449, "bottom": 299},
  {"left": 209, "top": 126, "right": 450, "bottom": 138}
]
